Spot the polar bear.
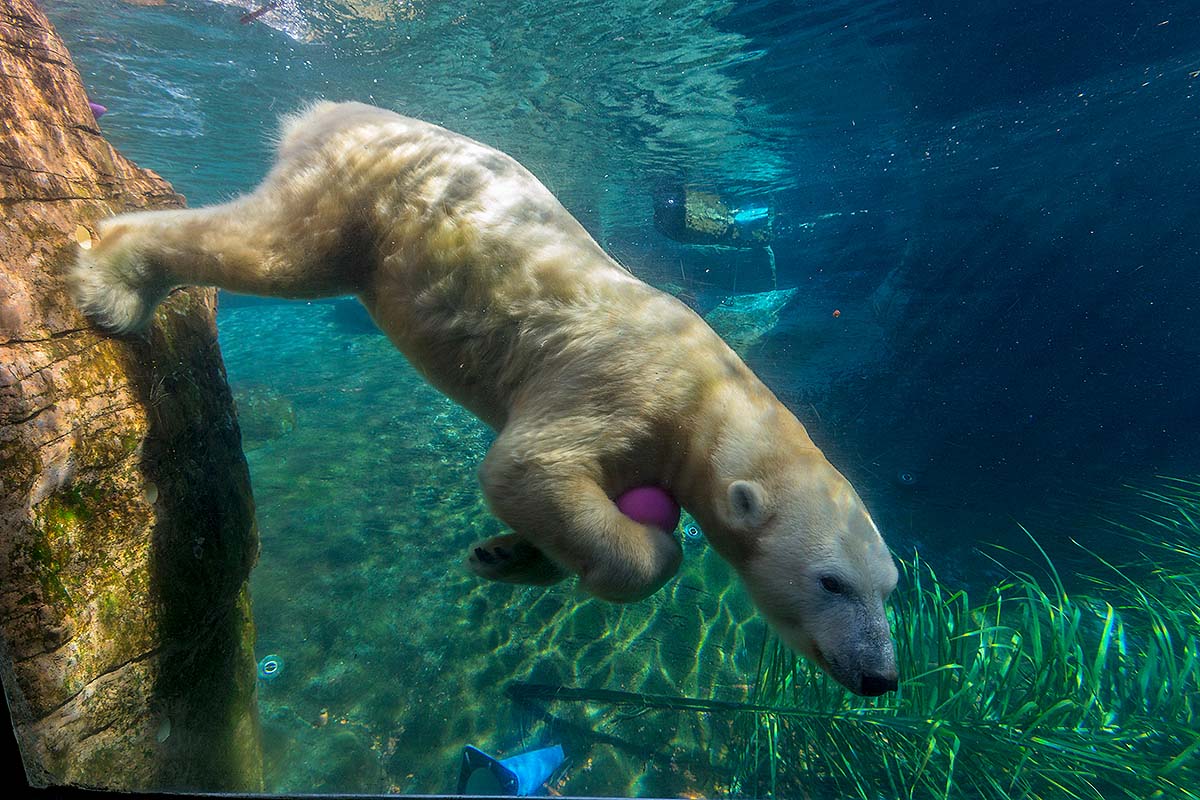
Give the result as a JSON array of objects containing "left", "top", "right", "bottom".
[{"left": 69, "top": 102, "right": 899, "bottom": 696}]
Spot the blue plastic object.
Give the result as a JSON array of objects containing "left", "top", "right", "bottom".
[
  {"left": 731, "top": 204, "right": 773, "bottom": 241},
  {"left": 457, "top": 744, "right": 565, "bottom": 796}
]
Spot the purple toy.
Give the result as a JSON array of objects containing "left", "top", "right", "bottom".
[
  {"left": 616, "top": 486, "right": 681, "bottom": 532},
  {"left": 88, "top": 101, "right": 107, "bottom": 119}
]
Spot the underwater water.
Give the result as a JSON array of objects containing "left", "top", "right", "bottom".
[{"left": 40, "top": 0, "right": 1200, "bottom": 797}]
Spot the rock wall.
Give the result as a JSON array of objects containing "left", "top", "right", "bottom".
[{"left": 0, "top": 0, "right": 263, "bottom": 790}]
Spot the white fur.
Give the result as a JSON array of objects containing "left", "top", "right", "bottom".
[{"left": 69, "top": 211, "right": 176, "bottom": 332}]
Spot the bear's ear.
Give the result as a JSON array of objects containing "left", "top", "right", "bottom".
[{"left": 726, "top": 480, "right": 769, "bottom": 529}]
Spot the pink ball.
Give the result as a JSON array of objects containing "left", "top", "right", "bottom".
[{"left": 616, "top": 486, "right": 681, "bottom": 532}]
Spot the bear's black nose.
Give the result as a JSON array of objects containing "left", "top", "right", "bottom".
[{"left": 860, "top": 672, "right": 899, "bottom": 696}]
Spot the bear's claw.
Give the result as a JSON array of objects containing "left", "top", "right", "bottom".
[
  {"left": 467, "top": 534, "right": 567, "bottom": 586},
  {"left": 472, "top": 546, "right": 499, "bottom": 565}
]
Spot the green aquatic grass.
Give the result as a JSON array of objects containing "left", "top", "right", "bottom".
[{"left": 731, "top": 478, "right": 1200, "bottom": 800}]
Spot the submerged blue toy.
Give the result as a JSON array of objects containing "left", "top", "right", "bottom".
[{"left": 457, "top": 744, "right": 564, "bottom": 797}]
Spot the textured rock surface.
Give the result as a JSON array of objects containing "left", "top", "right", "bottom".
[{"left": 0, "top": 0, "right": 262, "bottom": 790}]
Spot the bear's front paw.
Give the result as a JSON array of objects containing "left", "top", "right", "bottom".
[
  {"left": 466, "top": 534, "right": 567, "bottom": 586},
  {"left": 577, "top": 530, "right": 683, "bottom": 603}
]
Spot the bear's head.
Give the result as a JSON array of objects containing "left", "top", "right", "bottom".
[{"left": 703, "top": 447, "right": 899, "bottom": 697}]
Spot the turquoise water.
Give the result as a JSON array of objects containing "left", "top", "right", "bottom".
[
  {"left": 217, "top": 302, "right": 758, "bottom": 795},
  {"left": 43, "top": 0, "right": 1200, "bottom": 796}
]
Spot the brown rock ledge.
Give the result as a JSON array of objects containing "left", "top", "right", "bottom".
[{"left": 0, "top": 0, "right": 263, "bottom": 790}]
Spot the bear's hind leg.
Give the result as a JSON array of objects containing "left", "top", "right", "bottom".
[
  {"left": 466, "top": 534, "right": 568, "bottom": 586},
  {"left": 70, "top": 192, "right": 365, "bottom": 333}
]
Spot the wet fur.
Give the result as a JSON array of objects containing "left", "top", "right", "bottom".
[{"left": 69, "top": 101, "right": 899, "bottom": 694}]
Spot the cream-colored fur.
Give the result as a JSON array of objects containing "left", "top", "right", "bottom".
[{"left": 69, "top": 101, "right": 899, "bottom": 695}]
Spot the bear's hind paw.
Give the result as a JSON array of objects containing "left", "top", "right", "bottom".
[{"left": 68, "top": 243, "right": 164, "bottom": 333}]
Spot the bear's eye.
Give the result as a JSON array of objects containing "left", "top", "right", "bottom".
[{"left": 820, "top": 576, "right": 846, "bottom": 595}]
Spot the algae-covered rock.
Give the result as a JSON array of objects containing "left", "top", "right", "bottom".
[{"left": 0, "top": 0, "right": 262, "bottom": 790}]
